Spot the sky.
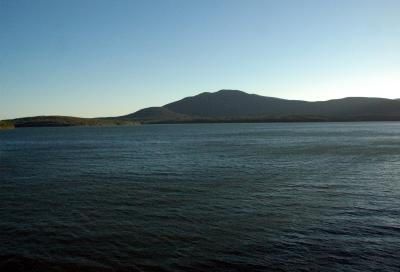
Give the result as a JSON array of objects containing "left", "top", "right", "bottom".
[{"left": 1, "top": 0, "right": 400, "bottom": 119}]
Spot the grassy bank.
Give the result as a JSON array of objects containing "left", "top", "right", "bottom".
[
  {"left": 7, "top": 116, "right": 140, "bottom": 128},
  {"left": 0, "top": 120, "right": 15, "bottom": 130}
]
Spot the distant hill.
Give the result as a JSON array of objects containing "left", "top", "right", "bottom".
[
  {"left": 119, "top": 107, "right": 189, "bottom": 121},
  {"left": 7, "top": 116, "right": 139, "bottom": 128},
  {"left": 125, "top": 89, "right": 400, "bottom": 123}
]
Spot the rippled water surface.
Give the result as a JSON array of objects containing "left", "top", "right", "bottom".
[{"left": 1, "top": 123, "right": 400, "bottom": 271}]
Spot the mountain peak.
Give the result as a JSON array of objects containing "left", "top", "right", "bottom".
[
  {"left": 196, "top": 89, "right": 248, "bottom": 97},
  {"left": 215, "top": 89, "right": 246, "bottom": 95}
]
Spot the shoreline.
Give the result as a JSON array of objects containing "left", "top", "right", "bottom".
[{"left": 3, "top": 118, "right": 400, "bottom": 129}]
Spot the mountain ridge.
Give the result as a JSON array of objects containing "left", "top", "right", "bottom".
[
  {"left": 4, "top": 90, "right": 400, "bottom": 127},
  {"left": 126, "top": 89, "right": 400, "bottom": 122}
]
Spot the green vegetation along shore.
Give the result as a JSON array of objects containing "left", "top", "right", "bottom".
[
  {"left": 4, "top": 116, "right": 139, "bottom": 128},
  {"left": 0, "top": 120, "right": 15, "bottom": 130}
]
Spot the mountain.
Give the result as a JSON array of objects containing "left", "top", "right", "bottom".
[
  {"left": 164, "top": 90, "right": 309, "bottom": 117},
  {"left": 125, "top": 89, "right": 400, "bottom": 122},
  {"left": 4, "top": 90, "right": 400, "bottom": 127}
]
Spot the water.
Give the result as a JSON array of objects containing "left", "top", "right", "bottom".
[{"left": 1, "top": 123, "right": 399, "bottom": 271}]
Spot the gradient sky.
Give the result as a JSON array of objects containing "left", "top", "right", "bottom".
[{"left": 1, "top": 0, "right": 399, "bottom": 119}]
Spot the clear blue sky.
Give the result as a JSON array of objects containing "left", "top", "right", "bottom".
[{"left": 1, "top": 0, "right": 399, "bottom": 119}]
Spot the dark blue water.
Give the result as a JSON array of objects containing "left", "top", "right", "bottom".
[{"left": 1, "top": 123, "right": 400, "bottom": 272}]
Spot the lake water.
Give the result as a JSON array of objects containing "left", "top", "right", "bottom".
[{"left": 1, "top": 123, "right": 400, "bottom": 271}]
